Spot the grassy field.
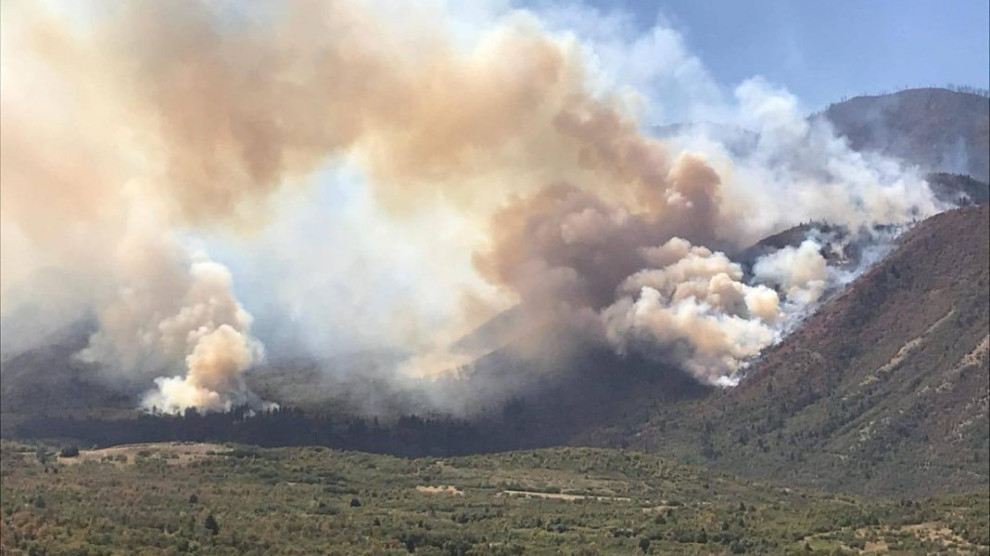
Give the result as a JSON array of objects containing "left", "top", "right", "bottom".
[{"left": 1, "top": 441, "right": 987, "bottom": 555}]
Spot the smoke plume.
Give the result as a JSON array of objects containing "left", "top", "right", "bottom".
[{"left": 1, "top": 0, "right": 945, "bottom": 413}]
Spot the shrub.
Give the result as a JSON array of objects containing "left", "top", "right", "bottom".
[{"left": 204, "top": 514, "right": 219, "bottom": 536}]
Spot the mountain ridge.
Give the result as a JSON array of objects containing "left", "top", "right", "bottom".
[
  {"left": 820, "top": 88, "right": 990, "bottom": 182},
  {"left": 592, "top": 204, "right": 989, "bottom": 496}
]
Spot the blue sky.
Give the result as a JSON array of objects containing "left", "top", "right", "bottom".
[{"left": 580, "top": 0, "right": 990, "bottom": 111}]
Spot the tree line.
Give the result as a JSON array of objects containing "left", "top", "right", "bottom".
[{"left": 12, "top": 400, "right": 549, "bottom": 457}]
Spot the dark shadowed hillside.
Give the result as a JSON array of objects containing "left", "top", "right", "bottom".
[
  {"left": 0, "top": 320, "right": 134, "bottom": 433},
  {"left": 821, "top": 88, "right": 990, "bottom": 182},
  {"left": 606, "top": 204, "right": 990, "bottom": 496},
  {"left": 926, "top": 172, "right": 990, "bottom": 205}
]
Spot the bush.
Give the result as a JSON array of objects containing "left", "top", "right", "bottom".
[{"left": 204, "top": 514, "right": 219, "bottom": 536}]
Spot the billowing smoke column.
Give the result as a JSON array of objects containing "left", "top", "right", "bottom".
[
  {"left": 81, "top": 248, "right": 264, "bottom": 413},
  {"left": 602, "top": 239, "right": 786, "bottom": 386},
  {"left": 0, "top": 0, "right": 943, "bottom": 412},
  {"left": 62, "top": 194, "right": 264, "bottom": 412},
  {"left": 601, "top": 237, "right": 835, "bottom": 385}
]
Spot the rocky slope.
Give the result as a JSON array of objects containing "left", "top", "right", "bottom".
[{"left": 604, "top": 204, "right": 989, "bottom": 496}]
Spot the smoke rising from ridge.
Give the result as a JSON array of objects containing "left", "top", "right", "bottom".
[{"left": 1, "top": 0, "right": 945, "bottom": 413}]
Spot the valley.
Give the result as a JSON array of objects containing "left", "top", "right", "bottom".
[{"left": 2, "top": 442, "right": 987, "bottom": 555}]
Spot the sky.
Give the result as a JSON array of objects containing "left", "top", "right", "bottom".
[{"left": 577, "top": 0, "right": 990, "bottom": 111}]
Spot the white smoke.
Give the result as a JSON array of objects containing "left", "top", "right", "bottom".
[
  {"left": 579, "top": 75, "right": 940, "bottom": 387},
  {"left": 0, "top": 0, "right": 949, "bottom": 414},
  {"left": 601, "top": 236, "right": 826, "bottom": 386},
  {"left": 77, "top": 234, "right": 266, "bottom": 413},
  {"left": 752, "top": 240, "right": 828, "bottom": 306}
]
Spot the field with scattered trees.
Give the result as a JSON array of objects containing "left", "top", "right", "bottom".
[{"left": 2, "top": 441, "right": 987, "bottom": 555}]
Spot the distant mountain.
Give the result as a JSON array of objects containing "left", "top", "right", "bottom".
[
  {"left": 605, "top": 204, "right": 989, "bottom": 496},
  {"left": 820, "top": 88, "right": 990, "bottom": 183},
  {"left": 658, "top": 88, "right": 990, "bottom": 204}
]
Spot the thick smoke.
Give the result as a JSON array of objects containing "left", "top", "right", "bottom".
[
  {"left": 1, "top": 0, "right": 944, "bottom": 412},
  {"left": 61, "top": 192, "right": 266, "bottom": 411},
  {"left": 80, "top": 247, "right": 264, "bottom": 413},
  {"left": 600, "top": 238, "right": 825, "bottom": 386},
  {"left": 752, "top": 241, "right": 829, "bottom": 306}
]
